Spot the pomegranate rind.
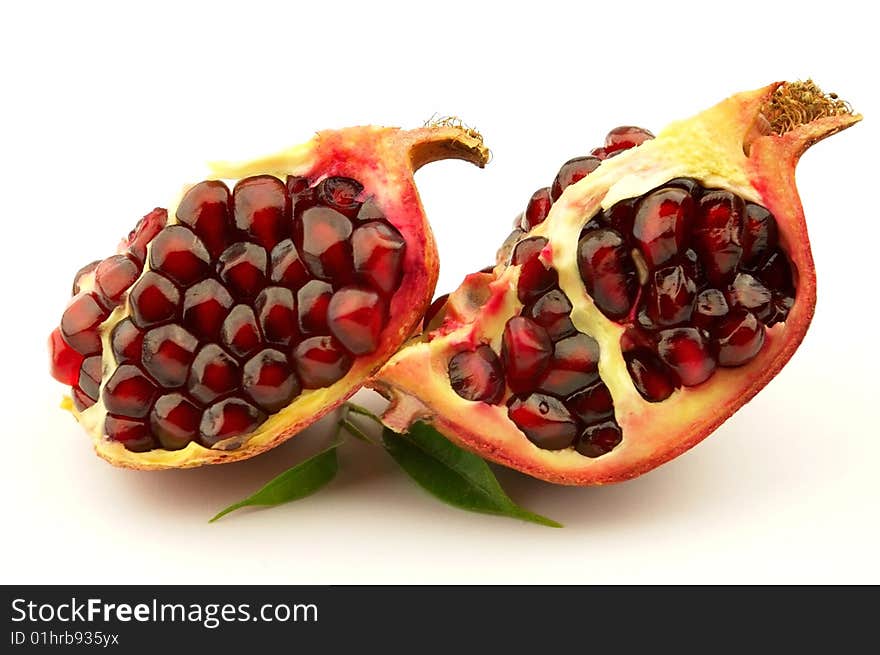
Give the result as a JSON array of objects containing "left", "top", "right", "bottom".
[
  {"left": 374, "top": 83, "right": 860, "bottom": 485},
  {"left": 63, "top": 125, "right": 488, "bottom": 469}
]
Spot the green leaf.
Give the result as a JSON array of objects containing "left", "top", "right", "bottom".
[
  {"left": 209, "top": 442, "right": 339, "bottom": 522},
  {"left": 382, "top": 422, "right": 562, "bottom": 528}
]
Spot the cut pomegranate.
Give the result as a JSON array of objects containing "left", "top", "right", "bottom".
[{"left": 448, "top": 345, "right": 505, "bottom": 404}]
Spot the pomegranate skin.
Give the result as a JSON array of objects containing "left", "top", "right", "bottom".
[{"left": 374, "top": 82, "right": 860, "bottom": 485}]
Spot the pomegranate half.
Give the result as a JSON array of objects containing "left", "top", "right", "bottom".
[
  {"left": 374, "top": 81, "right": 860, "bottom": 485},
  {"left": 49, "top": 125, "right": 489, "bottom": 469}
]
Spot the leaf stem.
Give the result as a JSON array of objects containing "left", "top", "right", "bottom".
[{"left": 344, "top": 402, "right": 384, "bottom": 426}]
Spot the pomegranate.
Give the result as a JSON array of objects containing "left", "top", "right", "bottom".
[
  {"left": 49, "top": 124, "right": 489, "bottom": 468},
  {"left": 374, "top": 81, "right": 860, "bottom": 485}
]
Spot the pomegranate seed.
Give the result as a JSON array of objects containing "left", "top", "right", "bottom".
[
  {"left": 95, "top": 254, "right": 140, "bottom": 305},
  {"left": 71, "top": 259, "right": 100, "bottom": 295},
  {"left": 448, "top": 344, "right": 505, "bottom": 404},
  {"left": 182, "top": 278, "right": 233, "bottom": 341},
  {"left": 48, "top": 327, "right": 85, "bottom": 385},
  {"left": 527, "top": 289, "right": 576, "bottom": 341},
  {"left": 523, "top": 187, "right": 553, "bottom": 230},
  {"left": 233, "top": 175, "right": 289, "bottom": 250},
  {"left": 713, "top": 310, "right": 765, "bottom": 367},
  {"left": 298, "top": 206, "right": 354, "bottom": 281},
  {"left": 352, "top": 221, "right": 406, "bottom": 295},
  {"left": 576, "top": 420, "right": 623, "bottom": 457},
  {"left": 693, "top": 288, "right": 729, "bottom": 330},
  {"left": 105, "top": 415, "right": 156, "bottom": 452},
  {"left": 625, "top": 349, "right": 678, "bottom": 402},
  {"left": 187, "top": 344, "right": 240, "bottom": 404},
  {"left": 60, "top": 292, "right": 109, "bottom": 355},
  {"left": 148, "top": 225, "right": 211, "bottom": 287},
  {"left": 633, "top": 188, "right": 694, "bottom": 268},
  {"left": 110, "top": 318, "right": 144, "bottom": 365},
  {"left": 217, "top": 242, "right": 268, "bottom": 300},
  {"left": 327, "top": 286, "right": 386, "bottom": 355},
  {"left": 199, "top": 398, "right": 265, "bottom": 447},
  {"left": 728, "top": 273, "right": 771, "bottom": 319},
  {"left": 292, "top": 336, "right": 354, "bottom": 389},
  {"left": 318, "top": 177, "right": 364, "bottom": 217},
  {"left": 508, "top": 393, "right": 578, "bottom": 450},
  {"left": 126, "top": 208, "right": 167, "bottom": 265},
  {"left": 501, "top": 316, "right": 553, "bottom": 393},
  {"left": 129, "top": 271, "right": 180, "bottom": 328},
  {"left": 142, "top": 324, "right": 198, "bottom": 388},
  {"left": 242, "top": 349, "right": 299, "bottom": 412},
  {"left": 656, "top": 327, "right": 716, "bottom": 386},
  {"left": 604, "top": 126, "right": 655, "bottom": 153},
  {"left": 102, "top": 364, "right": 158, "bottom": 418},
  {"left": 764, "top": 295, "right": 795, "bottom": 327},
  {"left": 72, "top": 386, "right": 96, "bottom": 411},
  {"left": 741, "top": 203, "right": 778, "bottom": 266},
  {"left": 645, "top": 264, "right": 697, "bottom": 326},
  {"left": 220, "top": 304, "right": 263, "bottom": 360},
  {"left": 755, "top": 249, "right": 794, "bottom": 295},
  {"left": 355, "top": 198, "right": 384, "bottom": 222},
  {"left": 287, "top": 175, "right": 310, "bottom": 196},
  {"left": 176, "top": 180, "right": 231, "bottom": 258},
  {"left": 269, "top": 239, "right": 310, "bottom": 290},
  {"left": 681, "top": 247, "right": 705, "bottom": 287},
  {"left": 590, "top": 146, "right": 610, "bottom": 160},
  {"left": 551, "top": 156, "right": 601, "bottom": 201},
  {"left": 694, "top": 190, "right": 745, "bottom": 285},
  {"left": 577, "top": 229, "right": 637, "bottom": 320},
  {"left": 297, "top": 280, "right": 333, "bottom": 335},
  {"left": 601, "top": 198, "right": 637, "bottom": 235},
  {"left": 512, "top": 237, "right": 558, "bottom": 304},
  {"left": 149, "top": 393, "right": 200, "bottom": 450},
  {"left": 566, "top": 380, "right": 614, "bottom": 424},
  {"left": 537, "top": 333, "right": 601, "bottom": 398},
  {"left": 78, "top": 355, "right": 103, "bottom": 400},
  {"left": 663, "top": 177, "right": 703, "bottom": 196},
  {"left": 254, "top": 286, "right": 297, "bottom": 346}
]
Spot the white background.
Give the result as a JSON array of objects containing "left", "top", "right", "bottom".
[{"left": 1, "top": 1, "right": 877, "bottom": 584}]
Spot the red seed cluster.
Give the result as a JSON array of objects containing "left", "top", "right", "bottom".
[{"left": 50, "top": 176, "right": 406, "bottom": 452}]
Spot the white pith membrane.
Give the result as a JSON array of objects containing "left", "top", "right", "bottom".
[{"left": 375, "top": 83, "right": 860, "bottom": 484}]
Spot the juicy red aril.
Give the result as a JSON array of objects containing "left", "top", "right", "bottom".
[
  {"left": 566, "top": 380, "right": 614, "bottom": 424},
  {"left": 220, "top": 304, "right": 262, "bottom": 360},
  {"left": 645, "top": 264, "right": 697, "bottom": 326},
  {"left": 287, "top": 176, "right": 310, "bottom": 196},
  {"left": 508, "top": 393, "right": 578, "bottom": 450},
  {"left": 298, "top": 206, "right": 354, "bottom": 281},
  {"left": 105, "top": 415, "right": 155, "bottom": 452},
  {"left": 352, "top": 221, "right": 405, "bottom": 295},
  {"left": 694, "top": 190, "right": 745, "bottom": 285},
  {"left": 601, "top": 198, "right": 637, "bottom": 235},
  {"left": 656, "top": 327, "right": 716, "bottom": 386},
  {"left": 755, "top": 249, "right": 795, "bottom": 294},
  {"left": 293, "top": 336, "right": 354, "bottom": 389},
  {"left": 318, "top": 177, "right": 364, "bottom": 217},
  {"left": 71, "top": 387, "right": 95, "bottom": 412},
  {"left": 693, "top": 288, "right": 729, "bottom": 330},
  {"left": 142, "top": 324, "right": 198, "bottom": 388},
  {"left": 102, "top": 364, "right": 158, "bottom": 418},
  {"left": 149, "top": 393, "right": 200, "bottom": 450},
  {"left": 576, "top": 421, "right": 623, "bottom": 458},
  {"left": 49, "top": 328, "right": 85, "bottom": 385},
  {"left": 551, "top": 156, "right": 601, "bottom": 201},
  {"left": 633, "top": 188, "right": 694, "bottom": 268},
  {"left": 527, "top": 289, "right": 575, "bottom": 341},
  {"left": 269, "top": 239, "right": 310, "bottom": 290},
  {"left": 537, "top": 333, "right": 600, "bottom": 398},
  {"left": 242, "top": 349, "right": 299, "bottom": 412},
  {"left": 255, "top": 286, "right": 297, "bottom": 346},
  {"left": 663, "top": 178, "right": 703, "bottom": 196},
  {"left": 217, "top": 242, "right": 268, "bottom": 300},
  {"left": 523, "top": 187, "right": 552, "bottom": 230},
  {"left": 72, "top": 260, "right": 100, "bottom": 295},
  {"left": 233, "top": 175, "right": 289, "bottom": 250},
  {"left": 128, "top": 271, "right": 180, "bottom": 328},
  {"left": 125, "top": 208, "right": 167, "bottom": 265},
  {"left": 728, "top": 273, "right": 771, "bottom": 319},
  {"left": 61, "top": 292, "right": 108, "bottom": 355},
  {"left": 78, "top": 355, "right": 102, "bottom": 400},
  {"left": 187, "top": 344, "right": 240, "bottom": 404},
  {"left": 448, "top": 344, "right": 505, "bottom": 404},
  {"left": 501, "top": 316, "right": 553, "bottom": 393},
  {"left": 110, "top": 318, "right": 143, "bottom": 365},
  {"left": 327, "top": 286, "right": 385, "bottom": 355},
  {"left": 577, "top": 229, "right": 637, "bottom": 320},
  {"left": 297, "top": 280, "right": 333, "bottom": 335},
  {"left": 625, "top": 349, "right": 678, "bottom": 402},
  {"left": 176, "top": 180, "right": 231, "bottom": 258},
  {"left": 512, "top": 237, "right": 557, "bottom": 304},
  {"left": 149, "top": 225, "right": 210, "bottom": 287},
  {"left": 604, "top": 125, "right": 655, "bottom": 153},
  {"left": 95, "top": 255, "right": 139, "bottom": 304},
  {"left": 199, "top": 398, "right": 265, "bottom": 447},
  {"left": 182, "top": 278, "right": 233, "bottom": 341},
  {"left": 742, "top": 203, "right": 778, "bottom": 265},
  {"left": 713, "top": 310, "right": 765, "bottom": 367}
]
